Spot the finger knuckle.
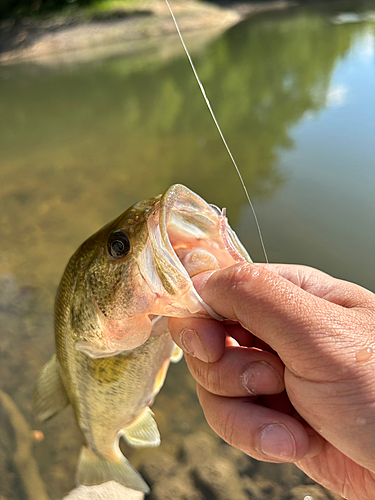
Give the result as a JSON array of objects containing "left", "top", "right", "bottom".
[
  {"left": 224, "top": 263, "right": 259, "bottom": 289},
  {"left": 219, "top": 263, "right": 263, "bottom": 301},
  {"left": 223, "top": 264, "right": 279, "bottom": 321}
]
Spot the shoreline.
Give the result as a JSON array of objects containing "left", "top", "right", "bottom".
[{"left": 0, "top": 1, "right": 296, "bottom": 65}]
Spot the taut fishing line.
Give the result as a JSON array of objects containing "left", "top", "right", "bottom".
[{"left": 164, "top": 0, "right": 269, "bottom": 263}]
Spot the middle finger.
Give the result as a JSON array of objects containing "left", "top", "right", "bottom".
[{"left": 185, "top": 346, "right": 285, "bottom": 397}]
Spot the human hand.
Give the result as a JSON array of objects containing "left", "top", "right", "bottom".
[{"left": 169, "top": 263, "right": 375, "bottom": 500}]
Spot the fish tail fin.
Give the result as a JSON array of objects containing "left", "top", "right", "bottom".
[
  {"left": 32, "top": 354, "right": 69, "bottom": 422},
  {"left": 76, "top": 446, "right": 150, "bottom": 494}
]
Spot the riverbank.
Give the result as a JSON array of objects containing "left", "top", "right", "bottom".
[{"left": 0, "top": 0, "right": 295, "bottom": 65}]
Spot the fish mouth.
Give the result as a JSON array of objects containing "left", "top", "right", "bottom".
[{"left": 146, "top": 184, "right": 251, "bottom": 319}]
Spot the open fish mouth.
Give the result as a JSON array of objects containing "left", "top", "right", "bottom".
[{"left": 146, "top": 184, "right": 251, "bottom": 319}]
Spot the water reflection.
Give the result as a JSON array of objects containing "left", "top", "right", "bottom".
[
  {"left": 0, "top": 4, "right": 369, "bottom": 293},
  {"left": 0, "top": 2, "right": 374, "bottom": 499}
]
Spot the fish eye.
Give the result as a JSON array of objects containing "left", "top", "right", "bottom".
[{"left": 107, "top": 230, "right": 131, "bottom": 259}]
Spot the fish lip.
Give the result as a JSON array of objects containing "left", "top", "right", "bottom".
[{"left": 146, "top": 184, "right": 249, "bottom": 319}]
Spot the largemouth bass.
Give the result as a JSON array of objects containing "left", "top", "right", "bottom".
[{"left": 33, "top": 184, "right": 251, "bottom": 493}]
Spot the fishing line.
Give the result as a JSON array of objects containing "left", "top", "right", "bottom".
[{"left": 164, "top": 0, "right": 269, "bottom": 263}]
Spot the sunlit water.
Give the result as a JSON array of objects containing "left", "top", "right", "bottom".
[{"left": 0, "top": 1, "right": 374, "bottom": 498}]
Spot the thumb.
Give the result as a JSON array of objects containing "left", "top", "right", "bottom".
[{"left": 193, "top": 263, "right": 358, "bottom": 378}]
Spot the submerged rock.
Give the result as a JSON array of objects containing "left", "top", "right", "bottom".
[
  {"left": 192, "top": 458, "right": 248, "bottom": 500},
  {"left": 139, "top": 429, "right": 343, "bottom": 500},
  {"left": 152, "top": 474, "right": 203, "bottom": 500}
]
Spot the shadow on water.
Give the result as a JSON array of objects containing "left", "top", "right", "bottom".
[{"left": 0, "top": 1, "right": 374, "bottom": 498}]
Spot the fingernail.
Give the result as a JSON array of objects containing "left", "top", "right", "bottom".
[
  {"left": 242, "top": 361, "right": 283, "bottom": 395},
  {"left": 305, "top": 433, "right": 323, "bottom": 458},
  {"left": 180, "top": 328, "right": 209, "bottom": 362},
  {"left": 258, "top": 424, "right": 296, "bottom": 461}
]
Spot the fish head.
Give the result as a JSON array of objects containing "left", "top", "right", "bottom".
[{"left": 67, "top": 185, "right": 251, "bottom": 357}]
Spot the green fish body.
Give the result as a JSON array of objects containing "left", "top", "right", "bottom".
[{"left": 33, "top": 185, "right": 251, "bottom": 493}]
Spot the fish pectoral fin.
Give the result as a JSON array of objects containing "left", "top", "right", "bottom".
[
  {"left": 122, "top": 407, "right": 161, "bottom": 448},
  {"left": 77, "top": 446, "right": 150, "bottom": 493},
  {"left": 32, "top": 354, "right": 69, "bottom": 422},
  {"left": 170, "top": 344, "right": 183, "bottom": 363}
]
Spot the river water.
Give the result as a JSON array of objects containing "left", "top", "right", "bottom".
[{"left": 0, "top": 1, "right": 374, "bottom": 499}]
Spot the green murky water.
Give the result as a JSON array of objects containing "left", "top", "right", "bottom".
[{"left": 0, "top": 1, "right": 374, "bottom": 498}]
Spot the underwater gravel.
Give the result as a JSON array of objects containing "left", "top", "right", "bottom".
[{"left": 140, "top": 431, "right": 343, "bottom": 500}]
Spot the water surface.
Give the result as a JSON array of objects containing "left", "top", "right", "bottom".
[{"left": 0, "top": 1, "right": 374, "bottom": 498}]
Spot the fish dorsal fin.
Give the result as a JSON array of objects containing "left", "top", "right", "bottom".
[
  {"left": 122, "top": 407, "right": 160, "bottom": 447},
  {"left": 170, "top": 344, "right": 183, "bottom": 363},
  {"left": 32, "top": 354, "right": 69, "bottom": 422},
  {"left": 77, "top": 446, "right": 150, "bottom": 493}
]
